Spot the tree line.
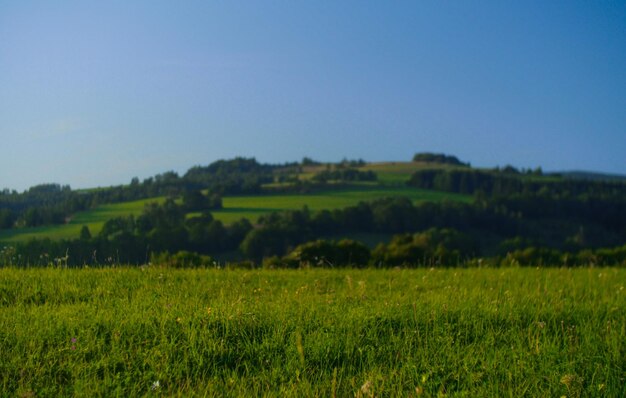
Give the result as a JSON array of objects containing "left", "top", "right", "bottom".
[
  {"left": 2, "top": 191, "right": 625, "bottom": 267},
  {"left": 0, "top": 157, "right": 378, "bottom": 230},
  {"left": 408, "top": 168, "right": 626, "bottom": 199}
]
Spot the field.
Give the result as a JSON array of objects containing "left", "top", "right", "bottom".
[
  {"left": 210, "top": 186, "right": 470, "bottom": 224},
  {"left": 1, "top": 266, "right": 623, "bottom": 397},
  {"left": 0, "top": 186, "right": 470, "bottom": 243},
  {"left": 0, "top": 198, "right": 167, "bottom": 244},
  {"left": 358, "top": 161, "right": 463, "bottom": 185}
]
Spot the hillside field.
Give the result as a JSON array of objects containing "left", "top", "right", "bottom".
[
  {"left": 0, "top": 266, "right": 623, "bottom": 397},
  {"left": 0, "top": 197, "right": 168, "bottom": 243},
  {"left": 0, "top": 185, "right": 470, "bottom": 243}
]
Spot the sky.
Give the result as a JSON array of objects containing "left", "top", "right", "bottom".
[{"left": 1, "top": 1, "right": 625, "bottom": 191}]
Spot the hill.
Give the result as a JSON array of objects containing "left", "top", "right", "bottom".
[{"left": 1, "top": 155, "right": 625, "bottom": 267}]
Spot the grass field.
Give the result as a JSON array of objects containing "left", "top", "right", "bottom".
[
  {"left": 210, "top": 186, "right": 470, "bottom": 224},
  {"left": 0, "top": 197, "right": 167, "bottom": 244},
  {"left": 0, "top": 266, "right": 623, "bottom": 397},
  {"left": 358, "top": 161, "right": 465, "bottom": 185},
  {"left": 0, "top": 186, "right": 470, "bottom": 243}
]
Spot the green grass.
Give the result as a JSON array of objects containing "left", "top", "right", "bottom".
[
  {"left": 0, "top": 266, "right": 623, "bottom": 397},
  {"left": 209, "top": 186, "right": 470, "bottom": 224},
  {"left": 358, "top": 161, "right": 465, "bottom": 185},
  {"left": 0, "top": 197, "right": 166, "bottom": 243},
  {"left": 1, "top": 186, "right": 469, "bottom": 243},
  {"left": 0, "top": 163, "right": 472, "bottom": 243}
]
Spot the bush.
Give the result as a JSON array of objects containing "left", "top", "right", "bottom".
[
  {"left": 150, "top": 251, "right": 215, "bottom": 268},
  {"left": 284, "top": 239, "right": 370, "bottom": 267}
]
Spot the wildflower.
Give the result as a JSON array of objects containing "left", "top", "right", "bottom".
[
  {"left": 207, "top": 307, "right": 212, "bottom": 316},
  {"left": 151, "top": 380, "right": 160, "bottom": 391}
]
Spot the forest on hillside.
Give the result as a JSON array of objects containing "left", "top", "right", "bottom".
[{"left": 1, "top": 154, "right": 625, "bottom": 267}]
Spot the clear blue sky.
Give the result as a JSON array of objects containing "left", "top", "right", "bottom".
[{"left": 1, "top": 1, "right": 625, "bottom": 191}]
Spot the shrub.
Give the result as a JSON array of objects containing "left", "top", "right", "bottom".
[{"left": 150, "top": 251, "right": 215, "bottom": 268}]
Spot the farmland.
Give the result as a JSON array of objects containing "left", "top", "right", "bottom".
[
  {"left": 0, "top": 266, "right": 623, "bottom": 396},
  {"left": 210, "top": 186, "right": 470, "bottom": 224},
  {"left": 1, "top": 156, "right": 625, "bottom": 269},
  {"left": 0, "top": 197, "right": 168, "bottom": 243},
  {"left": 0, "top": 185, "right": 470, "bottom": 243}
]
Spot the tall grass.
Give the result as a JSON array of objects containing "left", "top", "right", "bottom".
[{"left": 1, "top": 267, "right": 623, "bottom": 396}]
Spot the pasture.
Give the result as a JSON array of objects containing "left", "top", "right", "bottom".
[
  {"left": 210, "top": 186, "right": 470, "bottom": 224},
  {"left": 358, "top": 161, "right": 461, "bottom": 185},
  {"left": 0, "top": 186, "right": 469, "bottom": 243},
  {"left": 0, "top": 266, "right": 623, "bottom": 396},
  {"left": 0, "top": 197, "right": 167, "bottom": 244}
]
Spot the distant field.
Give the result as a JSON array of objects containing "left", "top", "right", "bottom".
[
  {"left": 0, "top": 161, "right": 459, "bottom": 243},
  {"left": 0, "top": 267, "right": 623, "bottom": 396},
  {"left": 210, "top": 186, "right": 470, "bottom": 224},
  {"left": 291, "top": 161, "right": 458, "bottom": 185},
  {"left": 359, "top": 161, "right": 464, "bottom": 185},
  {"left": 0, "top": 186, "right": 469, "bottom": 243},
  {"left": 0, "top": 197, "right": 166, "bottom": 243}
]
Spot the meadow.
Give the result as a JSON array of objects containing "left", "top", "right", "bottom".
[
  {"left": 358, "top": 161, "right": 463, "bottom": 186},
  {"left": 0, "top": 186, "right": 469, "bottom": 243},
  {"left": 0, "top": 266, "right": 623, "bottom": 397},
  {"left": 0, "top": 198, "right": 168, "bottom": 244}
]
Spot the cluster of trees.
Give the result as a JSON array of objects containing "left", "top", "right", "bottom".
[
  {"left": 265, "top": 239, "right": 372, "bottom": 268},
  {"left": 412, "top": 152, "right": 469, "bottom": 166},
  {"left": 0, "top": 196, "right": 505, "bottom": 266},
  {"left": 371, "top": 228, "right": 478, "bottom": 266},
  {"left": 259, "top": 235, "right": 626, "bottom": 269},
  {"left": 311, "top": 168, "right": 377, "bottom": 183},
  {"left": 0, "top": 184, "right": 87, "bottom": 228},
  {"left": 408, "top": 168, "right": 626, "bottom": 199},
  {"left": 0, "top": 157, "right": 380, "bottom": 231},
  {"left": 183, "top": 157, "right": 277, "bottom": 194},
  {"left": 0, "top": 158, "right": 296, "bottom": 231},
  {"left": 1, "top": 191, "right": 625, "bottom": 267},
  {"left": 1, "top": 154, "right": 624, "bottom": 268},
  {"left": 238, "top": 194, "right": 624, "bottom": 262},
  {"left": 3, "top": 198, "right": 252, "bottom": 266}
]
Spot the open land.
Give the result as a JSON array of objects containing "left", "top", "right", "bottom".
[
  {"left": 1, "top": 266, "right": 624, "bottom": 397},
  {"left": 0, "top": 184, "right": 470, "bottom": 244}
]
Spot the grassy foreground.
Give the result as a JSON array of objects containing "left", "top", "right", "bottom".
[{"left": 0, "top": 267, "right": 624, "bottom": 397}]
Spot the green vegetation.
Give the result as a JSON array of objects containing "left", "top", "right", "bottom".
[
  {"left": 212, "top": 186, "right": 470, "bottom": 224},
  {"left": 412, "top": 152, "right": 470, "bottom": 166},
  {"left": 1, "top": 155, "right": 624, "bottom": 268},
  {"left": 358, "top": 161, "right": 458, "bottom": 185},
  {"left": 0, "top": 186, "right": 469, "bottom": 243},
  {"left": 0, "top": 197, "right": 166, "bottom": 243},
  {"left": 0, "top": 267, "right": 623, "bottom": 396}
]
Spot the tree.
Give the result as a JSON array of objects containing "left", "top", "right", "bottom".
[
  {"left": 182, "top": 190, "right": 210, "bottom": 211},
  {"left": 79, "top": 225, "right": 92, "bottom": 240}
]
